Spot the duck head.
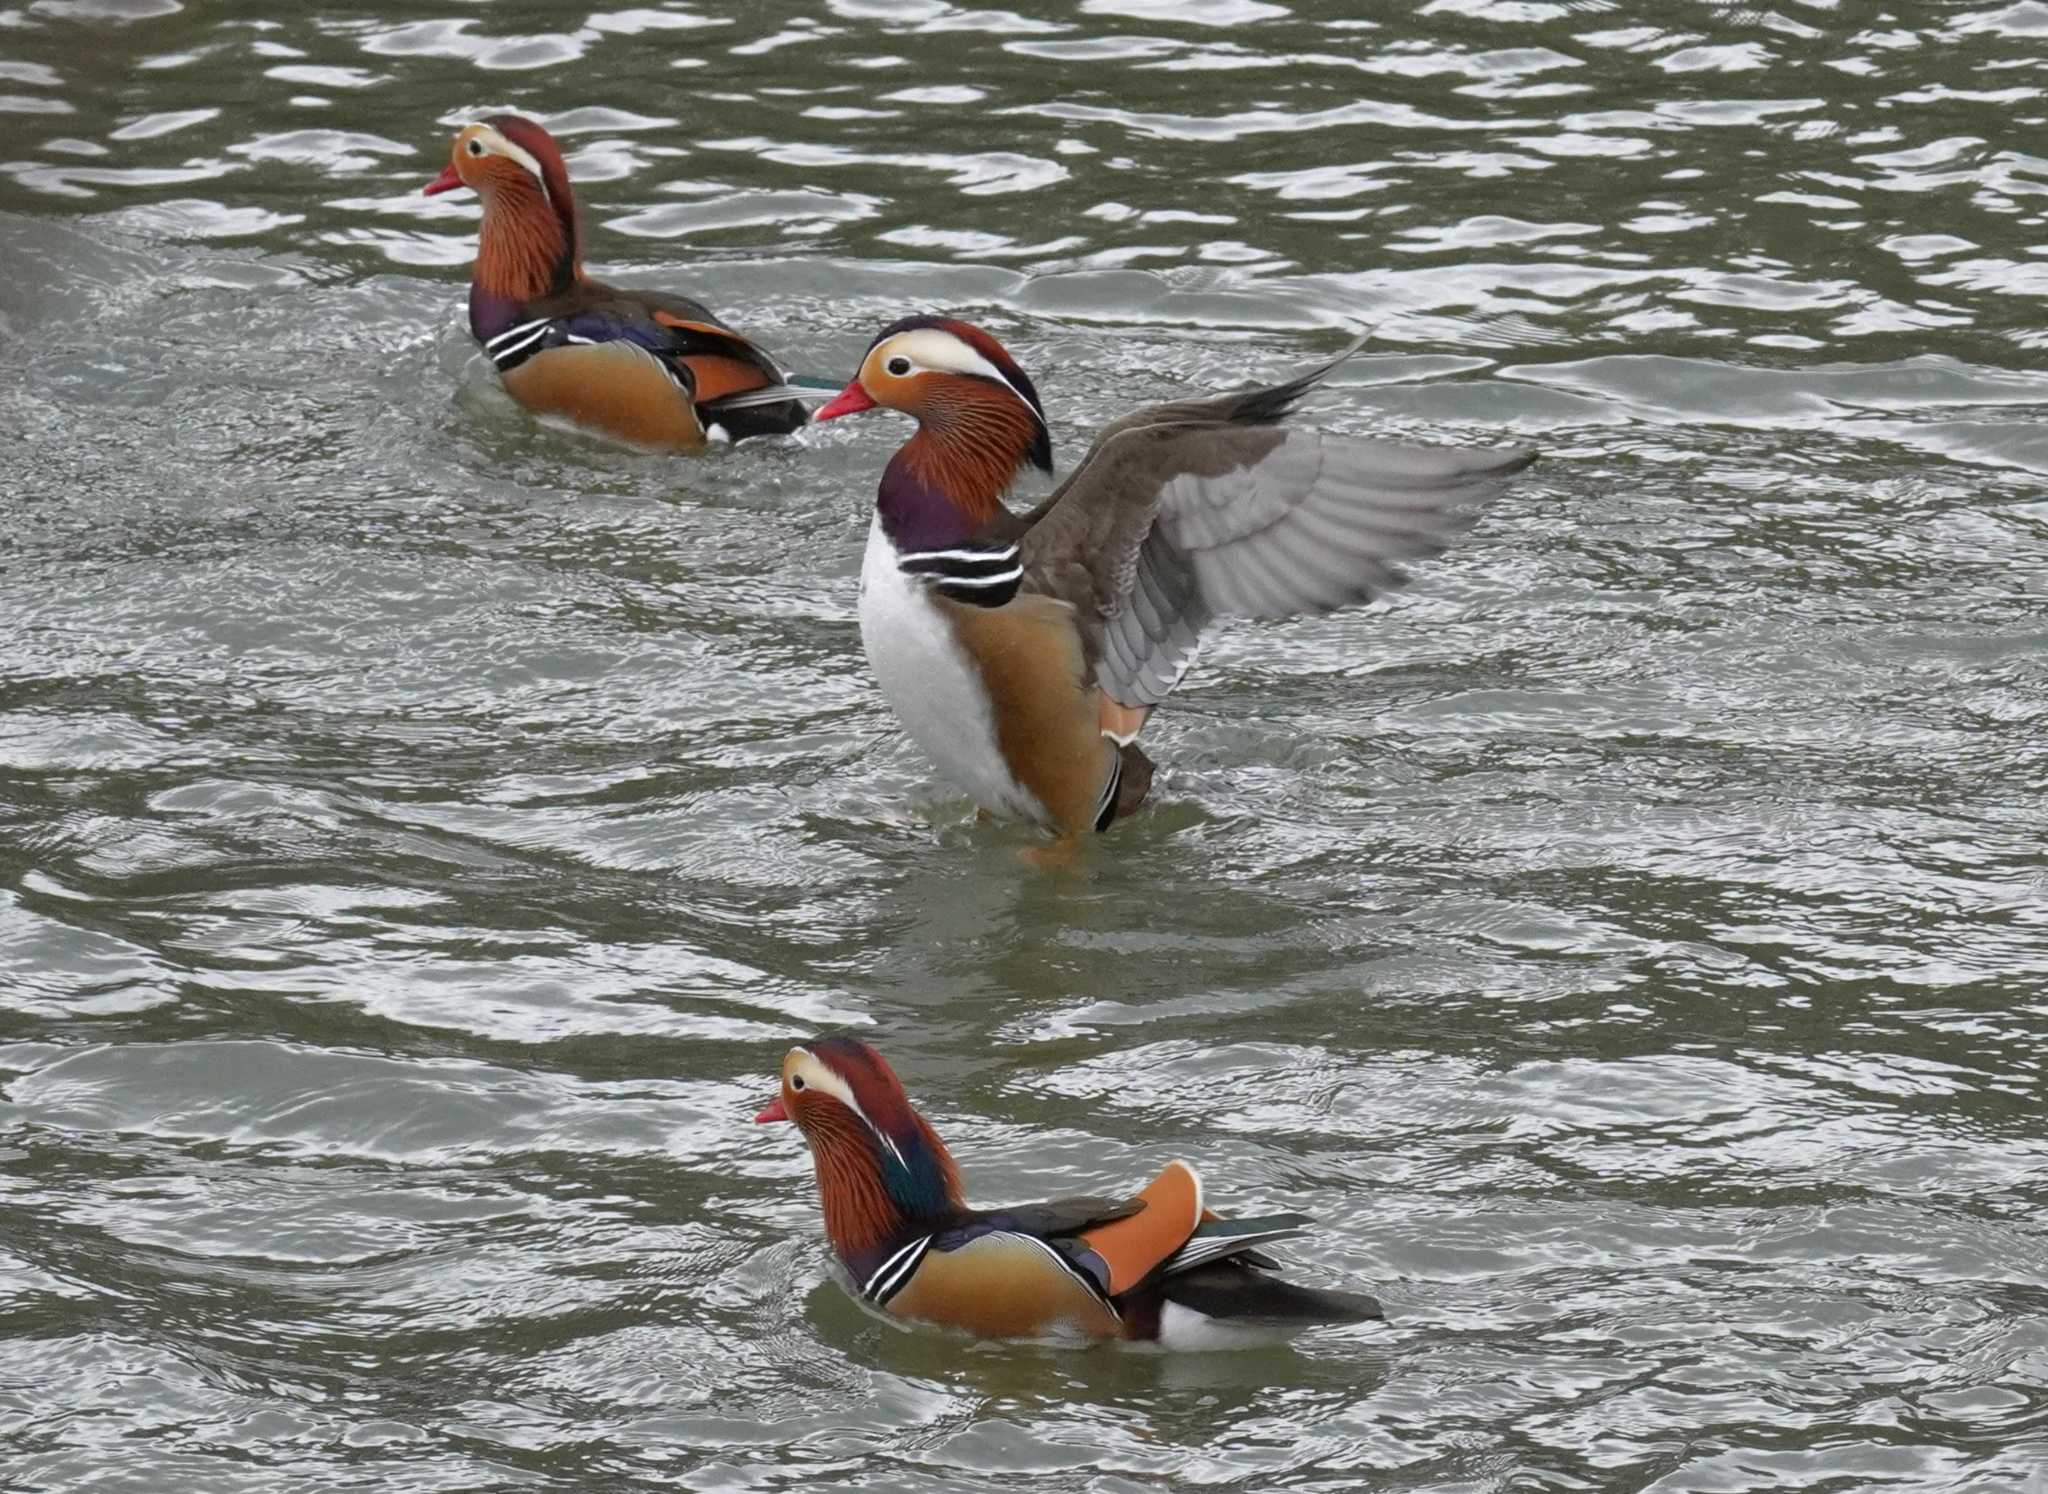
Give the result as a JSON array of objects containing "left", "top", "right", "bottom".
[
  {"left": 756, "top": 1036, "right": 963, "bottom": 1262},
  {"left": 423, "top": 116, "right": 581, "bottom": 303},
  {"left": 815, "top": 317, "right": 1054, "bottom": 543}
]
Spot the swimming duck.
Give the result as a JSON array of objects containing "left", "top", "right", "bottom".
[
  {"left": 423, "top": 115, "right": 814, "bottom": 449},
  {"left": 756, "top": 1035, "right": 1383, "bottom": 1345},
  {"left": 813, "top": 318, "right": 1536, "bottom": 841}
]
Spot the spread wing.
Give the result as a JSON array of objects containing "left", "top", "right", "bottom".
[{"left": 1018, "top": 340, "right": 1536, "bottom": 709}]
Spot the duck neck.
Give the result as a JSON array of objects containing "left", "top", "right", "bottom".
[
  {"left": 876, "top": 421, "right": 1028, "bottom": 552},
  {"left": 472, "top": 176, "right": 577, "bottom": 309},
  {"left": 807, "top": 1112, "right": 961, "bottom": 1272}
]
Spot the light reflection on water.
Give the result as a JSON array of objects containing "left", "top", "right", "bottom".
[{"left": 1, "top": 1, "right": 2046, "bottom": 1489}]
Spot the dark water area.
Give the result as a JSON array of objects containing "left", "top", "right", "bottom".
[{"left": 1, "top": 1, "right": 2045, "bottom": 1489}]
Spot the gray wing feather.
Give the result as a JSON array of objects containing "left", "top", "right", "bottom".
[
  {"left": 1122, "top": 540, "right": 1205, "bottom": 702},
  {"left": 1095, "top": 431, "right": 1532, "bottom": 705},
  {"left": 1019, "top": 336, "right": 1535, "bottom": 711}
]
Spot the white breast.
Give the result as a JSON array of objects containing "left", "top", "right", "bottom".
[{"left": 859, "top": 518, "right": 1049, "bottom": 827}]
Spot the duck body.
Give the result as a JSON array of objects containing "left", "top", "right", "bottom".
[
  {"left": 857, "top": 516, "right": 1072, "bottom": 828},
  {"left": 425, "top": 116, "right": 812, "bottom": 450},
  {"left": 816, "top": 317, "right": 1537, "bottom": 840},
  {"left": 756, "top": 1036, "right": 1383, "bottom": 1347},
  {"left": 858, "top": 508, "right": 1133, "bottom": 836},
  {"left": 468, "top": 280, "right": 807, "bottom": 448}
]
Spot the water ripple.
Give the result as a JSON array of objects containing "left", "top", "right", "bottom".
[{"left": 2, "top": 2, "right": 2046, "bottom": 1491}]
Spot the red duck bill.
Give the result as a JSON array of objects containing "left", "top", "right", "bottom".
[{"left": 812, "top": 381, "right": 877, "bottom": 421}]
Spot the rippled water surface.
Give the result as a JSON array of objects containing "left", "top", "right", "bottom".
[{"left": 3, "top": 1, "right": 2047, "bottom": 1489}]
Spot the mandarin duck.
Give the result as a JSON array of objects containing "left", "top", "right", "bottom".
[
  {"left": 423, "top": 116, "right": 815, "bottom": 449},
  {"left": 813, "top": 319, "right": 1537, "bottom": 842},
  {"left": 756, "top": 1036, "right": 1383, "bottom": 1346}
]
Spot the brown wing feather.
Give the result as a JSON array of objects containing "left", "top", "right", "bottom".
[
  {"left": 995, "top": 1196, "right": 1144, "bottom": 1237},
  {"left": 648, "top": 309, "right": 787, "bottom": 386},
  {"left": 678, "top": 351, "right": 778, "bottom": 404},
  {"left": 528, "top": 280, "right": 791, "bottom": 391}
]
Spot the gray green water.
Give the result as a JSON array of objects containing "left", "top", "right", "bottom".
[{"left": 2, "top": 1, "right": 2046, "bottom": 1490}]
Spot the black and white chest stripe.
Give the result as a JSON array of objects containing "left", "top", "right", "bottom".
[
  {"left": 482, "top": 317, "right": 559, "bottom": 372},
  {"left": 862, "top": 1235, "right": 932, "bottom": 1307},
  {"left": 896, "top": 544, "right": 1023, "bottom": 608}
]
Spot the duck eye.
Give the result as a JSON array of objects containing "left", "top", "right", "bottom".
[
  {"left": 467, "top": 140, "right": 484, "bottom": 156},
  {"left": 885, "top": 356, "right": 912, "bottom": 377},
  {"left": 791, "top": 1075, "right": 806, "bottom": 1091}
]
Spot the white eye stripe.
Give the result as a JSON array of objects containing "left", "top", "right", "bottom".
[
  {"left": 789, "top": 1047, "right": 908, "bottom": 1171},
  {"left": 877, "top": 329, "right": 1040, "bottom": 421},
  {"left": 471, "top": 128, "right": 554, "bottom": 207}
]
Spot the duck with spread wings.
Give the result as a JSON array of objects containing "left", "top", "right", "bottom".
[{"left": 813, "top": 317, "right": 1537, "bottom": 842}]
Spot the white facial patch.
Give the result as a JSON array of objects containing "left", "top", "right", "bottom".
[
  {"left": 475, "top": 126, "right": 553, "bottom": 207},
  {"left": 789, "top": 1046, "right": 908, "bottom": 1171},
  {"left": 878, "top": 328, "right": 1040, "bottom": 421}
]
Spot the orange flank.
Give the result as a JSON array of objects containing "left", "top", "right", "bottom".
[
  {"left": 499, "top": 341, "right": 704, "bottom": 450},
  {"left": 948, "top": 593, "right": 1119, "bottom": 838},
  {"left": 1078, "top": 1159, "right": 1202, "bottom": 1295},
  {"left": 647, "top": 312, "right": 783, "bottom": 406},
  {"left": 682, "top": 354, "right": 776, "bottom": 405},
  {"left": 888, "top": 1234, "right": 1121, "bottom": 1340}
]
